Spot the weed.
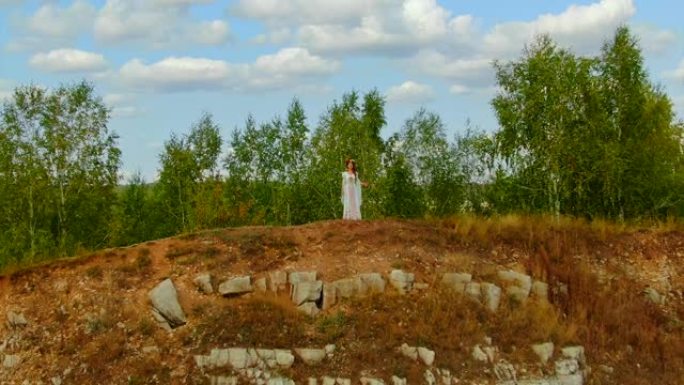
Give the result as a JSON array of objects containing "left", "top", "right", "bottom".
[{"left": 85, "top": 266, "right": 103, "bottom": 279}]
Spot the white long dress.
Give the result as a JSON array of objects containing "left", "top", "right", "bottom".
[{"left": 341, "top": 171, "right": 362, "bottom": 220}]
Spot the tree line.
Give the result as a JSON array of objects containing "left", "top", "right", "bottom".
[{"left": 1, "top": 27, "right": 682, "bottom": 268}]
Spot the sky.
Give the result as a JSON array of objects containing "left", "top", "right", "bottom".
[{"left": 1, "top": 0, "right": 683, "bottom": 181}]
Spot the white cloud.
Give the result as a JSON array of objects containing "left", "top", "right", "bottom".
[
  {"left": 633, "top": 25, "right": 678, "bottom": 55},
  {"left": 409, "top": 50, "right": 493, "bottom": 85},
  {"left": 119, "top": 57, "right": 243, "bottom": 91},
  {"left": 483, "top": 0, "right": 636, "bottom": 57},
  {"left": 6, "top": 0, "right": 96, "bottom": 50},
  {"left": 29, "top": 49, "right": 108, "bottom": 73},
  {"left": 386, "top": 81, "right": 434, "bottom": 103},
  {"left": 232, "top": 0, "right": 378, "bottom": 25},
  {"left": 449, "top": 84, "right": 470, "bottom": 95},
  {"left": 94, "top": 0, "right": 230, "bottom": 47},
  {"left": 117, "top": 47, "right": 340, "bottom": 92},
  {"left": 103, "top": 93, "right": 144, "bottom": 118}
]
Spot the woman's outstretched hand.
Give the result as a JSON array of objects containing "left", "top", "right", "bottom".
[{"left": 361, "top": 181, "right": 369, "bottom": 188}]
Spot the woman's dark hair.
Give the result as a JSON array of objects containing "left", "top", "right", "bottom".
[{"left": 345, "top": 158, "right": 358, "bottom": 181}]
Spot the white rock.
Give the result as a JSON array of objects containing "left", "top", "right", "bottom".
[
  {"left": 3, "top": 354, "right": 20, "bottom": 368},
  {"left": 256, "top": 349, "right": 277, "bottom": 368},
  {"left": 269, "top": 271, "right": 288, "bottom": 292},
  {"left": 506, "top": 286, "right": 529, "bottom": 302},
  {"left": 465, "top": 282, "right": 481, "bottom": 300},
  {"left": 298, "top": 302, "right": 320, "bottom": 317},
  {"left": 209, "top": 348, "right": 230, "bottom": 368},
  {"left": 358, "top": 273, "right": 386, "bottom": 293},
  {"left": 424, "top": 369, "right": 436, "bottom": 385},
  {"left": 292, "top": 281, "right": 323, "bottom": 306},
  {"left": 148, "top": 279, "right": 186, "bottom": 328},
  {"left": 483, "top": 346, "right": 497, "bottom": 363},
  {"left": 400, "top": 343, "right": 418, "bottom": 360},
  {"left": 481, "top": 283, "right": 502, "bottom": 312},
  {"left": 268, "top": 377, "right": 295, "bottom": 385},
  {"left": 210, "top": 376, "right": 238, "bottom": 385},
  {"left": 471, "top": 345, "right": 488, "bottom": 362},
  {"left": 6, "top": 311, "right": 28, "bottom": 328},
  {"left": 555, "top": 359, "right": 579, "bottom": 376},
  {"left": 275, "top": 349, "right": 295, "bottom": 368},
  {"left": 418, "top": 347, "right": 435, "bottom": 366},
  {"left": 437, "top": 369, "right": 451, "bottom": 385},
  {"left": 532, "top": 342, "right": 554, "bottom": 364},
  {"left": 498, "top": 270, "right": 532, "bottom": 295},
  {"left": 219, "top": 276, "right": 253, "bottom": 296},
  {"left": 294, "top": 348, "right": 326, "bottom": 365},
  {"left": 333, "top": 277, "right": 365, "bottom": 298},
  {"left": 557, "top": 374, "right": 583, "bottom": 385},
  {"left": 336, "top": 378, "right": 351, "bottom": 385},
  {"left": 325, "top": 344, "right": 336, "bottom": 357},
  {"left": 228, "top": 348, "right": 253, "bottom": 369},
  {"left": 193, "top": 273, "right": 213, "bottom": 294},
  {"left": 441, "top": 273, "right": 472, "bottom": 292},
  {"left": 289, "top": 271, "right": 317, "bottom": 285},
  {"left": 391, "top": 377, "right": 407, "bottom": 385},
  {"left": 322, "top": 376, "right": 336, "bottom": 385},
  {"left": 51, "top": 377, "right": 62, "bottom": 385},
  {"left": 308, "top": 378, "right": 318, "bottom": 385},
  {"left": 322, "top": 283, "right": 337, "bottom": 310},
  {"left": 360, "top": 377, "right": 385, "bottom": 385},
  {"left": 255, "top": 277, "right": 267, "bottom": 292},
  {"left": 390, "top": 270, "right": 415, "bottom": 294},
  {"left": 493, "top": 360, "right": 516, "bottom": 382},
  {"left": 561, "top": 346, "right": 585, "bottom": 366}
]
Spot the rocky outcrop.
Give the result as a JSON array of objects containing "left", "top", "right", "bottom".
[
  {"left": 219, "top": 276, "right": 253, "bottom": 296},
  {"left": 148, "top": 278, "right": 186, "bottom": 329}
]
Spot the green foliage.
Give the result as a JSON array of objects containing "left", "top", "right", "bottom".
[{"left": 0, "top": 81, "right": 120, "bottom": 268}]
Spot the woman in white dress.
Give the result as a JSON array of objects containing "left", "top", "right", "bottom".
[{"left": 341, "top": 158, "right": 368, "bottom": 220}]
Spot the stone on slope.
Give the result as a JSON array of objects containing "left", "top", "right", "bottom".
[
  {"left": 148, "top": 278, "right": 186, "bottom": 329},
  {"left": 292, "top": 280, "right": 323, "bottom": 306},
  {"left": 255, "top": 277, "right": 267, "bottom": 292},
  {"left": 194, "top": 273, "right": 213, "bottom": 294},
  {"left": 321, "top": 283, "right": 337, "bottom": 310},
  {"left": 532, "top": 281, "right": 549, "bottom": 301},
  {"left": 288, "top": 271, "right": 317, "bottom": 285},
  {"left": 294, "top": 348, "right": 326, "bottom": 365},
  {"left": 275, "top": 349, "right": 295, "bottom": 368},
  {"left": 3, "top": 354, "right": 20, "bottom": 368},
  {"left": 6, "top": 311, "right": 28, "bottom": 328},
  {"left": 269, "top": 271, "right": 288, "bottom": 292},
  {"left": 391, "top": 376, "right": 407, "bottom": 385},
  {"left": 219, "top": 276, "right": 253, "bottom": 296},
  {"left": 418, "top": 347, "right": 435, "bottom": 366},
  {"left": 389, "top": 270, "right": 415, "bottom": 294},
  {"left": 358, "top": 273, "right": 386, "bottom": 293},
  {"left": 441, "top": 273, "right": 472, "bottom": 292},
  {"left": 482, "top": 282, "right": 502, "bottom": 312},
  {"left": 298, "top": 302, "right": 320, "bottom": 317},
  {"left": 532, "top": 342, "right": 554, "bottom": 364},
  {"left": 399, "top": 343, "right": 418, "bottom": 360},
  {"left": 332, "top": 277, "right": 365, "bottom": 299},
  {"left": 498, "top": 270, "right": 532, "bottom": 295}
]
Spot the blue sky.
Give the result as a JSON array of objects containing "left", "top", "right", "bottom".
[{"left": 1, "top": 0, "right": 683, "bottom": 181}]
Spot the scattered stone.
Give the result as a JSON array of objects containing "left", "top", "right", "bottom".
[
  {"left": 294, "top": 348, "right": 326, "bottom": 365},
  {"left": 268, "top": 377, "right": 295, "bottom": 385},
  {"left": 333, "top": 277, "right": 365, "bottom": 299},
  {"left": 506, "top": 286, "right": 529, "bottom": 302},
  {"left": 391, "top": 376, "right": 407, "bottom": 385},
  {"left": 292, "top": 280, "right": 323, "bottom": 306},
  {"left": 322, "top": 283, "right": 337, "bottom": 310},
  {"left": 322, "top": 377, "right": 336, "bottom": 385},
  {"left": 325, "top": 344, "right": 336, "bottom": 357},
  {"left": 148, "top": 278, "right": 186, "bottom": 329},
  {"left": 494, "top": 360, "right": 517, "bottom": 382},
  {"left": 360, "top": 377, "right": 385, "bottom": 385},
  {"left": 400, "top": 343, "right": 418, "bottom": 360},
  {"left": 555, "top": 359, "right": 579, "bottom": 376},
  {"left": 442, "top": 273, "right": 472, "bottom": 292},
  {"left": 497, "top": 270, "right": 532, "bottom": 295},
  {"left": 275, "top": 349, "right": 295, "bottom": 368},
  {"left": 219, "top": 276, "right": 253, "bottom": 296},
  {"left": 472, "top": 345, "right": 488, "bottom": 362},
  {"left": 194, "top": 273, "right": 213, "bottom": 294},
  {"left": 289, "top": 271, "right": 317, "bottom": 285},
  {"left": 308, "top": 378, "right": 318, "bottom": 385},
  {"left": 532, "top": 281, "right": 549, "bottom": 301},
  {"left": 532, "top": 342, "right": 554, "bottom": 364},
  {"left": 483, "top": 346, "right": 497, "bottom": 363},
  {"left": 465, "top": 282, "right": 482, "bottom": 300},
  {"left": 255, "top": 277, "right": 267, "bottom": 292},
  {"left": 142, "top": 346, "right": 160, "bottom": 354},
  {"left": 437, "top": 369, "right": 451, "bottom": 385},
  {"left": 269, "top": 271, "right": 288, "bottom": 292},
  {"left": 6, "top": 311, "right": 28, "bottom": 328},
  {"left": 414, "top": 283, "right": 429, "bottom": 290},
  {"left": 210, "top": 375, "right": 238, "bottom": 385},
  {"left": 423, "top": 369, "right": 436, "bottom": 385},
  {"left": 298, "top": 302, "right": 320, "bottom": 317},
  {"left": 358, "top": 273, "right": 386, "bottom": 293},
  {"left": 483, "top": 336, "right": 493, "bottom": 346},
  {"left": 556, "top": 374, "right": 583, "bottom": 385},
  {"left": 336, "top": 378, "right": 351, "bottom": 385},
  {"left": 3, "top": 354, "right": 20, "bottom": 368},
  {"left": 418, "top": 347, "right": 435, "bottom": 366},
  {"left": 389, "top": 270, "right": 415, "bottom": 294},
  {"left": 51, "top": 377, "right": 62, "bottom": 385},
  {"left": 481, "top": 282, "right": 502, "bottom": 312},
  {"left": 561, "top": 346, "right": 585, "bottom": 366}
]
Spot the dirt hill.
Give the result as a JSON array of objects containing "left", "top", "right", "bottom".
[{"left": 1, "top": 218, "right": 683, "bottom": 385}]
